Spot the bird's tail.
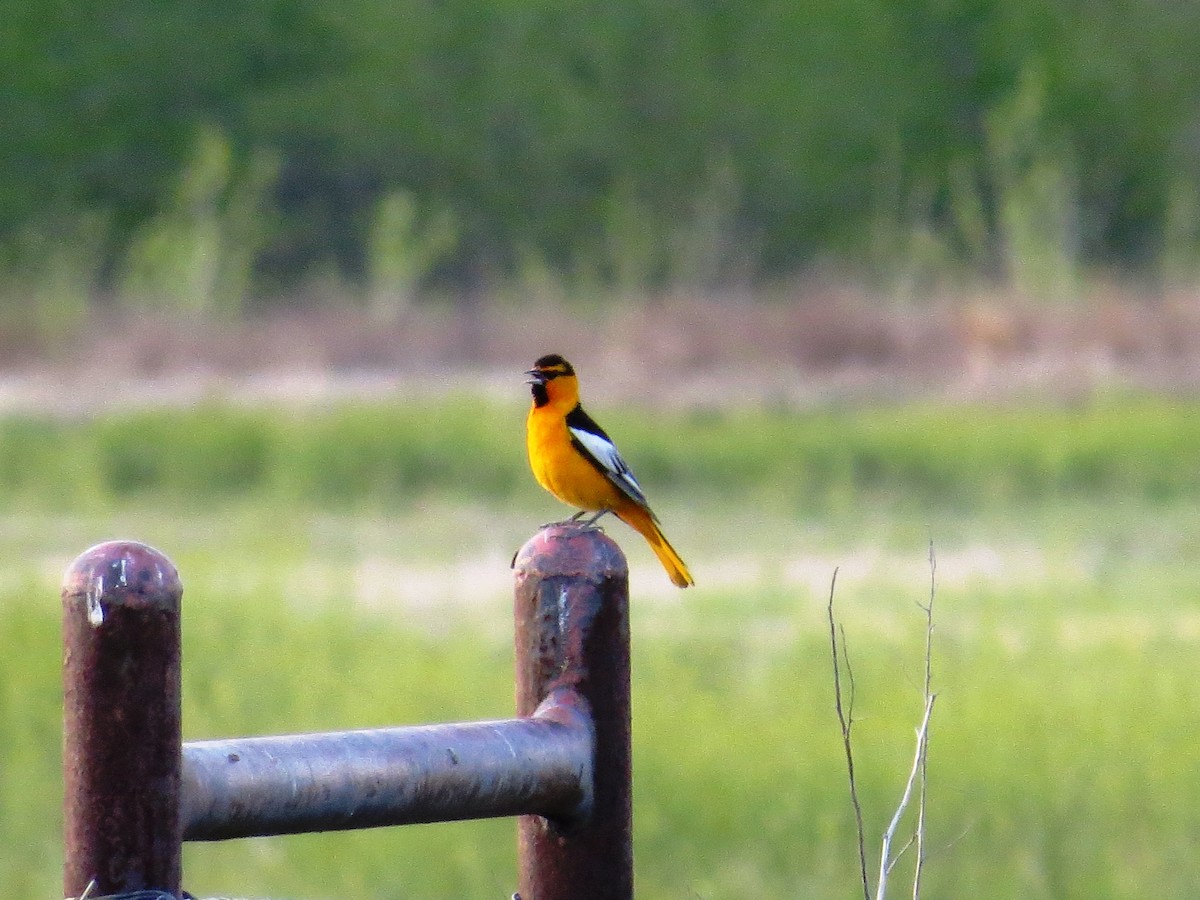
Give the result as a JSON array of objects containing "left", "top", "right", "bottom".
[{"left": 617, "top": 503, "right": 694, "bottom": 588}]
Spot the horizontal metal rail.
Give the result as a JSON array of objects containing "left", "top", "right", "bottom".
[{"left": 182, "top": 691, "right": 593, "bottom": 840}]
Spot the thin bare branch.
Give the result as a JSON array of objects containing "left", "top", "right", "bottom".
[
  {"left": 885, "top": 834, "right": 916, "bottom": 876},
  {"left": 828, "top": 568, "right": 871, "bottom": 900},
  {"left": 830, "top": 546, "right": 940, "bottom": 900},
  {"left": 913, "top": 540, "right": 937, "bottom": 899},
  {"left": 879, "top": 539, "right": 938, "bottom": 900},
  {"left": 876, "top": 692, "right": 936, "bottom": 900}
]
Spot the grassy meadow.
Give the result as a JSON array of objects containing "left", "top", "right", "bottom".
[{"left": 2, "top": 398, "right": 1199, "bottom": 897}]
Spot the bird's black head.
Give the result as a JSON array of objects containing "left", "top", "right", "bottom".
[
  {"left": 530, "top": 354, "right": 574, "bottom": 376},
  {"left": 526, "top": 354, "right": 575, "bottom": 406}
]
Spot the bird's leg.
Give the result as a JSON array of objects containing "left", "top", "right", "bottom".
[
  {"left": 578, "top": 508, "right": 611, "bottom": 529},
  {"left": 539, "top": 509, "right": 611, "bottom": 529},
  {"left": 539, "top": 510, "right": 588, "bottom": 528}
]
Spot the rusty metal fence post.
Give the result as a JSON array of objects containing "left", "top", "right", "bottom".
[
  {"left": 61, "top": 526, "right": 631, "bottom": 899},
  {"left": 62, "top": 541, "right": 184, "bottom": 899},
  {"left": 514, "top": 524, "right": 633, "bottom": 900}
]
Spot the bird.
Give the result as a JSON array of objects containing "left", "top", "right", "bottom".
[{"left": 525, "top": 353, "right": 694, "bottom": 588}]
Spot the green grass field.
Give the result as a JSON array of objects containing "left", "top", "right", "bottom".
[{"left": 2, "top": 400, "right": 1198, "bottom": 898}]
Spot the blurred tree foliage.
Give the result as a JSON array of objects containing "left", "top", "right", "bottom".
[{"left": 1, "top": 0, "right": 1199, "bottom": 301}]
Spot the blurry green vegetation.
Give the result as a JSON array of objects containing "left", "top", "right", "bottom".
[
  {"left": 0, "top": 214, "right": 108, "bottom": 353},
  {"left": 118, "top": 128, "right": 279, "bottom": 317},
  {"left": 366, "top": 191, "right": 459, "bottom": 319},
  {"left": 1, "top": 401, "right": 1198, "bottom": 896},
  {"left": 3, "top": 495, "right": 1200, "bottom": 897},
  {"left": 0, "top": 398, "right": 1196, "bottom": 513},
  {"left": 2, "top": 0, "right": 1200, "bottom": 305}
]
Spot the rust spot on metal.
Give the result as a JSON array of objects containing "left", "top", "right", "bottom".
[{"left": 62, "top": 541, "right": 183, "bottom": 899}]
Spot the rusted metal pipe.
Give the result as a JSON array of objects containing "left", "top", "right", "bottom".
[
  {"left": 181, "top": 694, "right": 592, "bottom": 840},
  {"left": 514, "top": 524, "right": 633, "bottom": 900},
  {"left": 63, "top": 541, "right": 184, "bottom": 899}
]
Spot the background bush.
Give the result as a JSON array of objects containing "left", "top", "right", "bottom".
[
  {"left": 0, "top": 399, "right": 1195, "bottom": 512},
  {"left": 3, "top": 0, "right": 1199, "bottom": 300}
]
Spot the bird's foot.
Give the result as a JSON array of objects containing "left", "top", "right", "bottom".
[
  {"left": 572, "top": 509, "right": 612, "bottom": 531},
  {"left": 539, "top": 510, "right": 611, "bottom": 530}
]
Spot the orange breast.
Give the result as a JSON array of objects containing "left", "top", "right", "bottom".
[{"left": 526, "top": 408, "right": 622, "bottom": 512}]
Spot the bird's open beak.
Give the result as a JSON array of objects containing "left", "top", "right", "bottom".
[{"left": 525, "top": 368, "right": 546, "bottom": 386}]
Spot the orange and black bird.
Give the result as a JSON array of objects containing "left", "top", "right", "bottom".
[{"left": 525, "top": 354, "right": 694, "bottom": 588}]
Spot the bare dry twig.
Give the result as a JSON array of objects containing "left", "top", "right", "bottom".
[
  {"left": 829, "top": 543, "right": 939, "bottom": 900},
  {"left": 827, "top": 568, "right": 871, "bottom": 900},
  {"left": 877, "top": 692, "right": 936, "bottom": 899},
  {"left": 912, "top": 540, "right": 937, "bottom": 898}
]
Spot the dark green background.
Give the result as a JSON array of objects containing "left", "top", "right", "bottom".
[{"left": 4, "top": 0, "right": 1198, "bottom": 293}]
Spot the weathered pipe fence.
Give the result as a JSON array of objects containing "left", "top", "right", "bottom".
[{"left": 62, "top": 525, "right": 632, "bottom": 900}]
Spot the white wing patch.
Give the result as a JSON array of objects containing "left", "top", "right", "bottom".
[{"left": 569, "top": 424, "right": 650, "bottom": 508}]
